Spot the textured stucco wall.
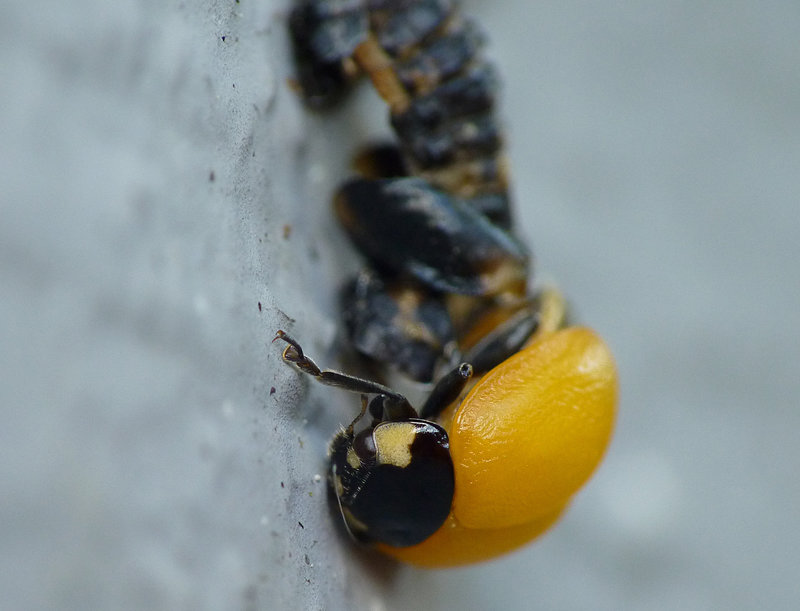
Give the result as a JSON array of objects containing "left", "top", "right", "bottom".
[{"left": 2, "top": 1, "right": 799, "bottom": 610}]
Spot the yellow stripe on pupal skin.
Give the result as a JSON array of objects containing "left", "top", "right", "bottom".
[
  {"left": 532, "top": 286, "right": 567, "bottom": 336},
  {"left": 373, "top": 423, "right": 417, "bottom": 468}
]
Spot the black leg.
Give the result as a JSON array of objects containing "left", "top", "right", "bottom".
[
  {"left": 462, "top": 306, "right": 538, "bottom": 374},
  {"left": 419, "top": 362, "right": 473, "bottom": 420},
  {"left": 273, "top": 330, "right": 416, "bottom": 421}
]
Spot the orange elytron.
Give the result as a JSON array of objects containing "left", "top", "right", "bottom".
[{"left": 379, "top": 327, "right": 617, "bottom": 567}]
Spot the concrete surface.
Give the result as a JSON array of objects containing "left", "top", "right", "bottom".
[{"left": 2, "top": 0, "right": 798, "bottom": 609}]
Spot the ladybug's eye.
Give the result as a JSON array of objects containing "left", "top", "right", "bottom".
[{"left": 352, "top": 429, "right": 376, "bottom": 462}]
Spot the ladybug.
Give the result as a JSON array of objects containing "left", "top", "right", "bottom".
[
  {"left": 281, "top": 0, "right": 619, "bottom": 567},
  {"left": 274, "top": 326, "right": 617, "bottom": 568}
]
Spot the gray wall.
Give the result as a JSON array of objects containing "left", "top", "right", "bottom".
[{"left": 2, "top": 0, "right": 798, "bottom": 609}]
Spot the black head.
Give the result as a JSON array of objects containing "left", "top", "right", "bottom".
[{"left": 329, "top": 418, "right": 454, "bottom": 548}]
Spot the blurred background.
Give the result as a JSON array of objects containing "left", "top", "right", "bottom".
[{"left": 2, "top": 0, "right": 798, "bottom": 609}]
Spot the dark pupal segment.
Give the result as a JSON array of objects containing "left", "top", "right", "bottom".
[
  {"left": 393, "top": 19, "right": 484, "bottom": 95},
  {"left": 289, "top": 0, "right": 368, "bottom": 108},
  {"left": 369, "top": 0, "right": 454, "bottom": 57},
  {"left": 335, "top": 177, "right": 528, "bottom": 296},
  {"left": 330, "top": 419, "right": 454, "bottom": 547},
  {"left": 352, "top": 143, "right": 409, "bottom": 178},
  {"left": 463, "top": 192, "right": 512, "bottom": 229},
  {"left": 304, "top": 0, "right": 367, "bottom": 61},
  {"left": 353, "top": 142, "right": 512, "bottom": 227},
  {"left": 341, "top": 270, "right": 455, "bottom": 383},
  {"left": 391, "top": 65, "right": 499, "bottom": 168}
]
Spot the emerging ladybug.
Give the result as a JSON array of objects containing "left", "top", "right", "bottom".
[
  {"left": 275, "top": 327, "right": 617, "bottom": 568},
  {"left": 280, "top": 0, "right": 619, "bottom": 567}
]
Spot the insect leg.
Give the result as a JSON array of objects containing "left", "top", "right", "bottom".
[
  {"left": 461, "top": 306, "right": 540, "bottom": 374},
  {"left": 419, "top": 362, "right": 473, "bottom": 420},
  {"left": 273, "top": 330, "right": 416, "bottom": 420}
]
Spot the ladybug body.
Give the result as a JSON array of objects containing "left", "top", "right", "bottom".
[{"left": 275, "top": 327, "right": 616, "bottom": 567}]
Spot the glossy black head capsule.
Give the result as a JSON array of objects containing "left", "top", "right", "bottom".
[{"left": 329, "top": 417, "right": 454, "bottom": 547}]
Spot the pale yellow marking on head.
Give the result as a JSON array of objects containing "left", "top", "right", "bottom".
[
  {"left": 346, "top": 447, "right": 361, "bottom": 469},
  {"left": 374, "top": 423, "right": 417, "bottom": 468}
]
